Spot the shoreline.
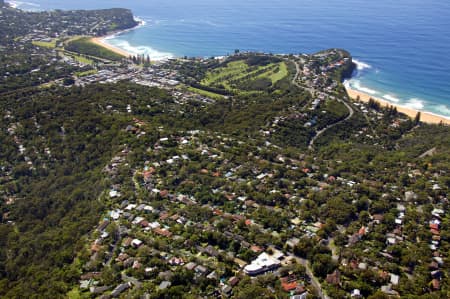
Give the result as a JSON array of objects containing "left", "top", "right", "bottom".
[
  {"left": 87, "top": 15, "right": 450, "bottom": 123},
  {"left": 90, "top": 18, "right": 147, "bottom": 58},
  {"left": 345, "top": 86, "right": 450, "bottom": 125},
  {"left": 90, "top": 18, "right": 174, "bottom": 61},
  {"left": 90, "top": 37, "right": 132, "bottom": 58}
]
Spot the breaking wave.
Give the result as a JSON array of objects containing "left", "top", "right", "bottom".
[
  {"left": 6, "top": 1, "right": 40, "bottom": 10},
  {"left": 104, "top": 39, "right": 174, "bottom": 61},
  {"left": 382, "top": 94, "right": 400, "bottom": 103},
  {"left": 353, "top": 59, "right": 372, "bottom": 71},
  {"left": 403, "top": 98, "right": 425, "bottom": 110},
  {"left": 350, "top": 80, "right": 377, "bottom": 95}
]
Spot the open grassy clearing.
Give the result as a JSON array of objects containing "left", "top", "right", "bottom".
[
  {"left": 201, "top": 59, "right": 288, "bottom": 92},
  {"left": 75, "top": 69, "right": 98, "bottom": 77},
  {"left": 201, "top": 60, "right": 248, "bottom": 86},
  {"left": 187, "top": 86, "right": 225, "bottom": 100},
  {"left": 69, "top": 54, "right": 94, "bottom": 65},
  {"left": 59, "top": 50, "right": 95, "bottom": 65},
  {"left": 267, "top": 61, "right": 288, "bottom": 83},
  {"left": 65, "top": 37, "right": 124, "bottom": 61},
  {"left": 32, "top": 39, "right": 57, "bottom": 48}
]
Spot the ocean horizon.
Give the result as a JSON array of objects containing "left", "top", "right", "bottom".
[{"left": 9, "top": 0, "right": 450, "bottom": 119}]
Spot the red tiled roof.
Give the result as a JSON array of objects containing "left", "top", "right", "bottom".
[
  {"left": 213, "top": 209, "right": 223, "bottom": 215},
  {"left": 225, "top": 194, "right": 235, "bottom": 201},
  {"left": 429, "top": 223, "right": 439, "bottom": 230},
  {"left": 281, "top": 280, "right": 298, "bottom": 292},
  {"left": 358, "top": 226, "right": 366, "bottom": 236},
  {"left": 159, "top": 212, "right": 170, "bottom": 220},
  {"left": 250, "top": 245, "right": 263, "bottom": 253},
  {"left": 280, "top": 275, "right": 298, "bottom": 291},
  {"left": 154, "top": 228, "right": 172, "bottom": 237},
  {"left": 431, "top": 278, "right": 440, "bottom": 290}
]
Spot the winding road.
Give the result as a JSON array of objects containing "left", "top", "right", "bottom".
[
  {"left": 308, "top": 97, "right": 354, "bottom": 150},
  {"left": 286, "top": 250, "right": 330, "bottom": 299},
  {"left": 300, "top": 258, "right": 330, "bottom": 299},
  {"left": 289, "top": 59, "right": 317, "bottom": 109},
  {"left": 287, "top": 58, "right": 355, "bottom": 150}
]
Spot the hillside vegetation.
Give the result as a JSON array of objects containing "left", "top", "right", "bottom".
[
  {"left": 66, "top": 37, "right": 125, "bottom": 61},
  {"left": 1, "top": 5, "right": 450, "bottom": 299}
]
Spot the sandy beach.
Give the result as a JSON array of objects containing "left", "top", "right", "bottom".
[
  {"left": 91, "top": 37, "right": 132, "bottom": 58},
  {"left": 346, "top": 87, "right": 450, "bottom": 125}
]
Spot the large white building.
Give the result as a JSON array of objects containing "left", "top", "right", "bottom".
[{"left": 244, "top": 252, "right": 281, "bottom": 276}]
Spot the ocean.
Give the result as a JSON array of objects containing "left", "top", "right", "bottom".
[{"left": 9, "top": 0, "right": 450, "bottom": 118}]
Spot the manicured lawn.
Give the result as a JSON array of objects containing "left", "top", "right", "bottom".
[
  {"left": 201, "top": 60, "right": 248, "bottom": 87},
  {"left": 66, "top": 37, "right": 124, "bottom": 61},
  {"left": 187, "top": 86, "right": 225, "bottom": 99},
  {"left": 201, "top": 59, "right": 288, "bottom": 92},
  {"left": 62, "top": 51, "right": 94, "bottom": 65},
  {"left": 32, "top": 39, "right": 57, "bottom": 48},
  {"left": 267, "top": 61, "right": 288, "bottom": 84}
]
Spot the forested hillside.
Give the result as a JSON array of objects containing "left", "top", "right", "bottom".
[{"left": 1, "top": 4, "right": 449, "bottom": 299}]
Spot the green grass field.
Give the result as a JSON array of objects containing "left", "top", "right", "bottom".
[
  {"left": 66, "top": 37, "right": 124, "bottom": 61},
  {"left": 75, "top": 69, "right": 98, "bottom": 77},
  {"left": 201, "top": 59, "right": 288, "bottom": 92},
  {"left": 187, "top": 86, "right": 225, "bottom": 100},
  {"left": 73, "top": 55, "right": 94, "bottom": 65},
  {"left": 32, "top": 39, "right": 57, "bottom": 48},
  {"left": 268, "top": 61, "right": 288, "bottom": 83},
  {"left": 202, "top": 60, "right": 248, "bottom": 88},
  {"left": 60, "top": 50, "right": 95, "bottom": 65}
]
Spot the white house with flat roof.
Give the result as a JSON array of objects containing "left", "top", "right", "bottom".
[{"left": 244, "top": 252, "right": 281, "bottom": 276}]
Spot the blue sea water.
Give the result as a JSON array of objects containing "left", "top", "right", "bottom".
[{"left": 9, "top": 0, "right": 450, "bottom": 118}]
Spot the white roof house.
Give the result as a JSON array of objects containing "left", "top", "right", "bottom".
[
  {"left": 244, "top": 252, "right": 281, "bottom": 276},
  {"left": 390, "top": 273, "right": 400, "bottom": 285},
  {"left": 131, "top": 239, "right": 143, "bottom": 248},
  {"left": 109, "top": 190, "right": 121, "bottom": 198}
]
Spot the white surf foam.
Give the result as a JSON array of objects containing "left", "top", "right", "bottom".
[
  {"left": 353, "top": 59, "right": 372, "bottom": 71},
  {"left": 351, "top": 80, "right": 377, "bottom": 95},
  {"left": 383, "top": 94, "right": 400, "bottom": 103},
  {"left": 434, "top": 104, "right": 450, "bottom": 117},
  {"left": 5, "top": 1, "right": 18, "bottom": 8},
  {"left": 134, "top": 16, "right": 147, "bottom": 27},
  {"left": 6, "top": 1, "right": 40, "bottom": 10},
  {"left": 404, "top": 98, "right": 425, "bottom": 110},
  {"left": 105, "top": 39, "right": 174, "bottom": 61}
]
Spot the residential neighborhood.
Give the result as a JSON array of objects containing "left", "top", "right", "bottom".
[{"left": 0, "top": 3, "right": 449, "bottom": 299}]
